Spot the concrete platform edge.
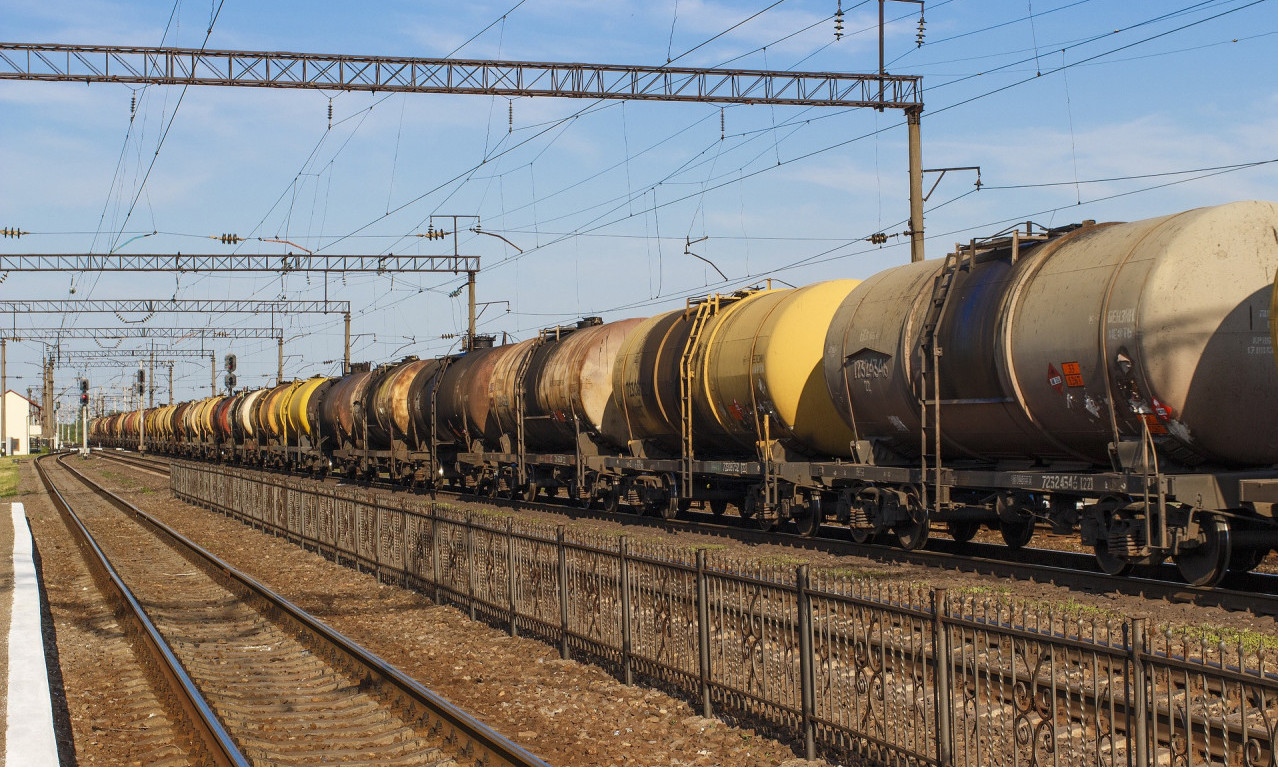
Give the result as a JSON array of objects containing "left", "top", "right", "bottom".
[{"left": 6, "top": 501, "right": 59, "bottom": 766}]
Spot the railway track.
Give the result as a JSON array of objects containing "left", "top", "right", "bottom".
[
  {"left": 94, "top": 448, "right": 172, "bottom": 475},
  {"left": 39, "top": 452, "right": 550, "bottom": 767},
  {"left": 94, "top": 449, "right": 1278, "bottom": 616}
]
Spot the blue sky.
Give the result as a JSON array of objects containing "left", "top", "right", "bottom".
[{"left": 2, "top": 0, "right": 1275, "bottom": 412}]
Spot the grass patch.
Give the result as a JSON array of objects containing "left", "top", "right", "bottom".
[
  {"left": 1176, "top": 624, "right": 1278, "bottom": 654},
  {"left": 824, "top": 565, "right": 893, "bottom": 580},
  {"left": 0, "top": 457, "right": 20, "bottom": 497}
]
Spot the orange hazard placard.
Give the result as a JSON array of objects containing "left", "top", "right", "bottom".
[{"left": 1061, "top": 362, "right": 1084, "bottom": 387}]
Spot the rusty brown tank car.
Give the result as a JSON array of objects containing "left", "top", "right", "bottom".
[
  {"left": 824, "top": 200, "right": 1278, "bottom": 468},
  {"left": 317, "top": 367, "right": 374, "bottom": 451},
  {"left": 433, "top": 341, "right": 506, "bottom": 451}
]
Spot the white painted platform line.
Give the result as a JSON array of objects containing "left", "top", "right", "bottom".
[{"left": 6, "top": 502, "right": 59, "bottom": 766}]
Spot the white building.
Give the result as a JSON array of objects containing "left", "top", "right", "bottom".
[{"left": 2, "top": 390, "right": 42, "bottom": 456}]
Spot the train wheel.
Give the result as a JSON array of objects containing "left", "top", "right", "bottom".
[
  {"left": 999, "top": 519, "right": 1035, "bottom": 550},
  {"left": 892, "top": 488, "right": 929, "bottom": 551},
  {"left": 602, "top": 487, "right": 620, "bottom": 515},
  {"left": 1093, "top": 540, "right": 1132, "bottom": 577},
  {"left": 1175, "top": 516, "right": 1232, "bottom": 587},
  {"left": 946, "top": 521, "right": 979, "bottom": 544},
  {"left": 793, "top": 494, "right": 822, "bottom": 538},
  {"left": 1091, "top": 503, "right": 1134, "bottom": 576},
  {"left": 656, "top": 486, "right": 686, "bottom": 521},
  {"left": 895, "top": 517, "right": 929, "bottom": 550},
  {"left": 522, "top": 482, "right": 540, "bottom": 503},
  {"left": 655, "top": 498, "right": 681, "bottom": 521}
]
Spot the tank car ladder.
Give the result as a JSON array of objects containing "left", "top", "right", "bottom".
[
  {"left": 426, "top": 356, "right": 454, "bottom": 488},
  {"left": 679, "top": 297, "right": 717, "bottom": 497},
  {"left": 512, "top": 334, "right": 546, "bottom": 489},
  {"left": 917, "top": 248, "right": 969, "bottom": 515}
]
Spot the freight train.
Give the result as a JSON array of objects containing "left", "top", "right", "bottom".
[{"left": 90, "top": 201, "right": 1278, "bottom": 587}]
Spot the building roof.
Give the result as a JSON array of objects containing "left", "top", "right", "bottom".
[{"left": 3, "top": 390, "right": 41, "bottom": 411}]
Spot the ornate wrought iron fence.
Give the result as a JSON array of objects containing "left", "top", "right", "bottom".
[{"left": 171, "top": 461, "right": 1278, "bottom": 767}]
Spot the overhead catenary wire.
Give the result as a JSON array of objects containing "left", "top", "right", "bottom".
[{"left": 20, "top": 1, "right": 1274, "bottom": 399}]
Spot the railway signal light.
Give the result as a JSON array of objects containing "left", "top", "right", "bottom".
[
  {"left": 224, "top": 353, "right": 237, "bottom": 373},
  {"left": 80, "top": 378, "right": 89, "bottom": 394},
  {"left": 80, "top": 392, "right": 89, "bottom": 407},
  {"left": 225, "top": 373, "right": 237, "bottom": 391}
]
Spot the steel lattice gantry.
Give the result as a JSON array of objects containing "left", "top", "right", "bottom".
[
  {"left": 7, "top": 326, "right": 285, "bottom": 387},
  {"left": 1, "top": 328, "right": 287, "bottom": 425},
  {"left": 0, "top": 253, "right": 476, "bottom": 273},
  {"left": 0, "top": 42, "right": 928, "bottom": 260},
  {"left": 53, "top": 348, "right": 218, "bottom": 362},
  {"left": 0, "top": 298, "right": 348, "bottom": 314},
  {"left": 0, "top": 43, "right": 923, "bottom": 109},
  {"left": 1, "top": 298, "right": 355, "bottom": 373},
  {"left": 4, "top": 327, "right": 282, "bottom": 341},
  {"left": 52, "top": 348, "right": 225, "bottom": 404}
]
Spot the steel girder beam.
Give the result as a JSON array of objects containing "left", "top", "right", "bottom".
[
  {"left": 63, "top": 359, "right": 181, "bottom": 369},
  {"left": 0, "top": 298, "right": 350, "bottom": 314},
  {"left": 0, "top": 43, "right": 923, "bottom": 109},
  {"left": 6, "top": 327, "right": 283, "bottom": 341},
  {"left": 52, "top": 349, "right": 214, "bottom": 362},
  {"left": 0, "top": 253, "right": 476, "bottom": 273}
]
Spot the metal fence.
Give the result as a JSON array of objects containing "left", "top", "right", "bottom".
[{"left": 171, "top": 461, "right": 1278, "bottom": 767}]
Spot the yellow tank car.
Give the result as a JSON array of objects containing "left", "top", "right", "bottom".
[
  {"left": 697, "top": 279, "right": 861, "bottom": 458},
  {"left": 282, "top": 376, "right": 333, "bottom": 441}
]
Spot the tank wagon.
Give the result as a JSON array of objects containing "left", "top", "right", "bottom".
[{"left": 90, "top": 202, "right": 1278, "bottom": 586}]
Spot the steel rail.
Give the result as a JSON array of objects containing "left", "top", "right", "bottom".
[
  {"left": 70, "top": 451, "right": 551, "bottom": 767},
  {"left": 95, "top": 450, "right": 1278, "bottom": 615},
  {"left": 94, "top": 450, "right": 170, "bottom": 476},
  {"left": 33, "top": 453, "right": 249, "bottom": 767}
]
